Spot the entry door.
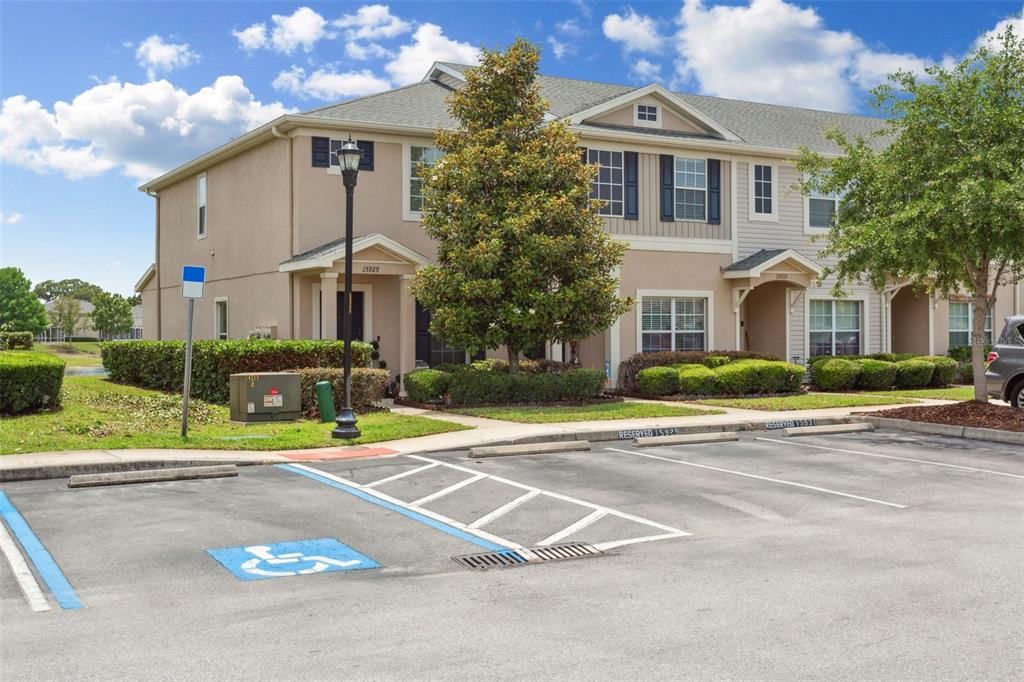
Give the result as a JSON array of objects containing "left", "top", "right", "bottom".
[{"left": 336, "top": 291, "right": 365, "bottom": 341}]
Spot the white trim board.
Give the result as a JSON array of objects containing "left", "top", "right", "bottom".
[{"left": 615, "top": 236, "right": 733, "bottom": 254}]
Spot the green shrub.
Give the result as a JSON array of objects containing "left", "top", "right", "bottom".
[
  {"left": 638, "top": 366, "right": 680, "bottom": 396},
  {"left": 0, "top": 351, "right": 65, "bottom": 415},
  {"left": 854, "top": 359, "right": 898, "bottom": 390},
  {"left": 676, "top": 365, "right": 718, "bottom": 395},
  {"left": 955, "top": 361, "right": 973, "bottom": 385},
  {"left": 947, "top": 345, "right": 993, "bottom": 363},
  {"left": 446, "top": 368, "right": 603, "bottom": 405},
  {"left": 810, "top": 358, "right": 861, "bottom": 391},
  {"left": 714, "top": 360, "right": 804, "bottom": 395},
  {"left": 619, "top": 350, "right": 778, "bottom": 392},
  {"left": 404, "top": 369, "right": 452, "bottom": 403},
  {"left": 919, "top": 356, "right": 958, "bottom": 386},
  {"left": 101, "top": 339, "right": 372, "bottom": 403},
  {"left": 702, "top": 355, "right": 731, "bottom": 369},
  {"left": 558, "top": 368, "right": 605, "bottom": 400},
  {"left": 895, "top": 359, "right": 935, "bottom": 389},
  {"left": 0, "top": 331, "right": 33, "bottom": 350},
  {"left": 292, "top": 367, "right": 388, "bottom": 417}
]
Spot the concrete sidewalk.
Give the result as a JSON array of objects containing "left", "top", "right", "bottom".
[{"left": 0, "top": 397, "right": 933, "bottom": 481}]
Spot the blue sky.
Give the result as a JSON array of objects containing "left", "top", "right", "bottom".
[{"left": 1, "top": 0, "right": 1021, "bottom": 295}]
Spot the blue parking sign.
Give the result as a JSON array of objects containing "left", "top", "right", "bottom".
[{"left": 207, "top": 538, "right": 379, "bottom": 581}]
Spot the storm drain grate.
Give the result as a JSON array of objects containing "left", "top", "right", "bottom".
[{"left": 452, "top": 543, "right": 603, "bottom": 570}]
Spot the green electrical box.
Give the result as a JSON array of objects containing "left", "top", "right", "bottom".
[{"left": 229, "top": 372, "right": 302, "bottom": 423}]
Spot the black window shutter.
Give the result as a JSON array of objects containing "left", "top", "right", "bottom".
[
  {"left": 659, "top": 154, "right": 674, "bottom": 222},
  {"left": 624, "top": 152, "right": 639, "bottom": 220},
  {"left": 356, "top": 140, "right": 374, "bottom": 171},
  {"left": 311, "top": 136, "right": 330, "bottom": 167},
  {"left": 707, "top": 159, "right": 721, "bottom": 224}
]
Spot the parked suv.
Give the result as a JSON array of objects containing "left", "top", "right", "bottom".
[{"left": 985, "top": 314, "right": 1024, "bottom": 408}]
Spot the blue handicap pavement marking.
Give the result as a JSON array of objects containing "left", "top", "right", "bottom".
[{"left": 207, "top": 538, "right": 380, "bottom": 581}]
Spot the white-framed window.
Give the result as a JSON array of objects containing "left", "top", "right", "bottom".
[
  {"left": 640, "top": 296, "right": 707, "bottom": 352},
  {"left": 674, "top": 157, "right": 706, "bottom": 221},
  {"left": 407, "top": 145, "right": 443, "bottom": 215},
  {"left": 587, "top": 149, "right": 624, "bottom": 217},
  {"left": 809, "top": 299, "right": 861, "bottom": 357},
  {"left": 197, "top": 173, "right": 207, "bottom": 239},
  {"left": 948, "top": 301, "right": 993, "bottom": 347},
  {"left": 634, "top": 103, "right": 659, "bottom": 127},
  {"left": 808, "top": 187, "right": 837, "bottom": 231},
  {"left": 214, "top": 298, "right": 228, "bottom": 340},
  {"left": 749, "top": 163, "right": 778, "bottom": 221}
]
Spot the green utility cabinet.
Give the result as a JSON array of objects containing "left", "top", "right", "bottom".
[{"left": 229, "top": 372, "right": 302, "bottom": 422}]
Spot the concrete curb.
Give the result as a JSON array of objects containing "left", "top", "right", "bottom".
[
  {"left": 781, "top": 423, "right": 874, "bottom": 437},
  {"left": 852, "top": 416, "right": 1024, "bottom": 445},
  {"left": 469, "top": 440, "right": 591, "bottom": 458},
  {"left": 635, "top": 432, "right": 738, "bottom": 447},
  {"left": 0, "top": 458, "right": 278, "bottom": 483},
  {"left": 68, "top": 465, "right": 239, "bottom": 488}
]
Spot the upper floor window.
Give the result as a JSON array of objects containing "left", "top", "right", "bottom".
[
  {"left": 587, "top": 149, "right": 624, "bottom": 217},
  {"left": 808, "top": 174, "right": 838, "bottom": 230},
  {"left": 948, "top": 302, "right": 993, "bottom": 348},
  {"left": 408, "top": 145, "right": 443, "bottom": 214},
  {"left": 214, "top": 298, "right": 228, "bottom": 340},
  {"left": 674, "top": 157, "right": 706, "bottom": 221},
  {"left": 809, "top": 299, "right": 861, "bottom": 357},
  {"left": 197, "top": 174, "right": 207, "bottom": 239},
  {"left": 330, "top": 139, "right": 374, "bottom": 171},
  {"left": 753, "top": 164, "right": 773, "bottom": 216},
  {"left": 641, "top": 296, "right": 707, "bottom": 352},
  {"left": 636, "top": 104, "right": 658, "bottom": 123}
]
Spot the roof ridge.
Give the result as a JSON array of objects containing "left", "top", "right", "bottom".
[{"left": 299, "top": 80, "right": 442, "bottom": 117}]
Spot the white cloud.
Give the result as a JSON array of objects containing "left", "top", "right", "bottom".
[
  {"left": 334, "top": 5, "right": 411, "bottom": 40},
  {"left": 0, "top": 212, "right": 24, "bottom": 224},
  {"left": 134, "top": 35, "right": 198, "bottom": 79},
  {"left": 556, "top": 19, "right": 585, "bottom": 38},
  {"left": 232, "top": 24, "right": 268, "bottom": 52},
  {"left": 603, "top": 8, "right": 666, "bottom": 54},
  {"left": 384, "top": 23, "right": 479, "bottom": 85},
  {"left": 273, "top": 65, "right": 393, "bottom": 100},
  {"left": 630, "top": 58, "right": 663, "bottom": 83},
  {"left": 548, "top": 18, "right": 584, "bottom": 60},
  {"left": 547, "top": 36, "right": 573, "bottom": 61},
  {"left": 850, "top": 51, "right": 956, "bottom": 90},
  {"left": 973, "top": 12, "right": 1024, "bottom": 50},
  {"left": 0, "top": 77, "right": 294, "bottom": 181}
]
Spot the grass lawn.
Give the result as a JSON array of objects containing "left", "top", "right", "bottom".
[
  {"left": 865, "top": 386, "right": 975, "bottom": 401},
  {"left": 695, "top": 393, "right": 915, "bottom": 411},
  {"left": 0, "top": 377, "right": 469, "bottom": 455},
  {"left": 35, "top": 341, "right": 104, "bottom": 368},
  {"left": 449, "top": 401, "right": 722, "bottom": 423}
]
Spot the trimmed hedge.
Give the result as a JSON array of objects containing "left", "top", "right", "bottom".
[
  {"left": 920, "top": 356, "right": 958, "bottom": 387},
  {"left": 677, "top": 364, "right": 718, "bottom": 395},
  {"left": 0, "top": 351, "right": 65, "bottom": 415},
  {"left": 637, "top": 359, "right": 803, "bottom": 397},
  {"left": 0, "top": 332, "right": 33, "bottom": 350},
  {"left": 101, "top": 339, "right": 372, "bottom": 404},
  {"left": 619, "top": 350, "right": 778, "bottom": 393},
  {"left": 404, "top": 369, "right": 452, "bottom": 403},
  {"left": 811, "top": 358, "right": 860, "bottom": 391},
  {"left": 292, "top": 367, "right": 388, "bottom": 417},
  {"left": 854, "top": 359, "right": 898, "bottom": 391},
  {"left": 446, "top": 368, "right": 604, "bottom": 405},
  {"left": 703, "top": 355, "right": 731, "bottom": 369},
  {"left": 638, "top": 366, "right": 679, "bottom": 397},
  {"left": 895, "top": 359, "right": 934, "bottom": 389}
]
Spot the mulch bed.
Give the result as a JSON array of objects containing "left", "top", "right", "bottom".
[{"left": 870, "top": 401, "right": 1024, "bottom": 432}]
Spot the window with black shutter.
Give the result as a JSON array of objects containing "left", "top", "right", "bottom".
[{"left": 311, "top": 136, "right": 330, "bottom": 167}]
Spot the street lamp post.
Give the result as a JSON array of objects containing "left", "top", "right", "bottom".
[{"left": 332, "top": 136, "right": 362, "bottom": 440}]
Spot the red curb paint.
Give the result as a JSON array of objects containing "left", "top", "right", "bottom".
[{"left": 280, "top": 447, "right": 399, "bottom": 461}]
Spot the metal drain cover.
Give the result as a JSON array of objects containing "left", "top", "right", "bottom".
[{"left": 452, "top": 543, "right": 603, "bottom": 570}]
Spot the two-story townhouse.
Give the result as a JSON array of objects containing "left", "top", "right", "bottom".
[{"left": 136, "top": 61, "right": 1023, "bottom": 388}]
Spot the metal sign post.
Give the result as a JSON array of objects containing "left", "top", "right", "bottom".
[{"left": 180, "top": 266, "right": 205, "bottom": 438}]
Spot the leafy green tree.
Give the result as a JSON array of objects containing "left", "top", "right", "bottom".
[
  {"left": 32, "top": 278, "right": 105, "bottom": 303},
  {"left": 412, "top": 38, "right": 632, "bottom": 373},
  {"left": 797, "top": 26, "right": 1024, "bottom": 401},
  {"left": 91, "top": 292, "right": 134, "bottom": 339},
  {"left": 49, "top": 297, "right": 83, "bottom": 342},
  {"left": 126, "top": 293, "right": 142, "bottom": 307},
  {"left": 0, "top": 267, "right": 48, "bottom": 334}
]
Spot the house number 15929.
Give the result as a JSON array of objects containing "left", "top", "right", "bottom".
[{"left": 361, "top": 265, "right": 381, "bottom": 273}]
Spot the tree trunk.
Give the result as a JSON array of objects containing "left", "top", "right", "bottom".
[
  {"left": 507, "top": 346, "right": 519, "bottom": 374},
  {"left": 970, "top": 296, "right": 990, "bottom": 403}
]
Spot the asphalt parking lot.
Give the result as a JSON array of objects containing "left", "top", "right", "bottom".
[{"left": 2, "top": 429, "right": 1023, "bottom": 680}]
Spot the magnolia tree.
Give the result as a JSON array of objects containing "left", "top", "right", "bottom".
[
  {"left": 412, "top": 39, "right": 631, "bottom": 373},
  {"left": 798, "top": 26, "right": 1024, "bottom": 401}
]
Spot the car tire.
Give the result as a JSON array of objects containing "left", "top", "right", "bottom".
[{"left": 1010, "top": 381, "right": 1024, "bottom": 409}]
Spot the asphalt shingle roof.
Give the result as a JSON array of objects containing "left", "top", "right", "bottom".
[
  {"left": 280, "top": 235, "right": 372, "bottom": 265},
  {"left": 723, "top": 249, "right": 787, "bottom": 272}
]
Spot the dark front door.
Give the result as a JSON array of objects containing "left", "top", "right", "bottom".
[{"left": 336, "top": 291, "right": 364, "bottom": 341}]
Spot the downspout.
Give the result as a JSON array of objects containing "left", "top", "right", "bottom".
[
  {"left": 271, "top": 125, "right": 294, "bottom": 338},
  {"left": 146, "top": 189, "right": 161, "bottom": 340}
]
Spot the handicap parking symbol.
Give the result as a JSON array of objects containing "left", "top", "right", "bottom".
[{"left": 207, "top": 538, "right": 380, "bottom": 581}]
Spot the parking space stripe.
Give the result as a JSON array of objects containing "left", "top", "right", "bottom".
[
  {"left": 0, "top": 519, "right": 50, "bottom": 613},
  {"left": 365, "top": 462, "right": 440, "bottom": 488},
  {"left": 0, "top": 492, "right": 83, "bottom": 610},
  {"left": 410, "top": 474, "right": 486, "bottom": 507},
  {"left": 468, "top": 490, "right": 541, "bottom": 529},
  {"left": 606, "top": 448, "right": 908, "bottom": 509},
  {"left": 757, "top": 437, "right": 1024, "bottom": 480},
  {"left": 277, "top": 464, "right": 520, "bottom": 552},
  {"left": 538, "top": 510, "right": 606, "bottom": 546}
]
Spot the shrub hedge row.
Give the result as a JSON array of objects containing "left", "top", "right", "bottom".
[
  {"left": 618, "top": 350, "right": 779, "bottom": 393},
  {"left": 809, "top": 355, "right": 958, "bottom": 391},
  {"left": 404, "top": 363, "right": 605, "bottom": 405},
  {"left": 101, "top": 339, "right": 372, "bottom": 404},
  {"left": 0, "top": 332, "right": 33, "bottom": 350},
  {"left": 637, "top": 359, "right": 804, "bottom": 397},
  {"left": 292, "top": 367, "right": 389, "bottom": 417},
  {"left": 0, "top": 351, "right": 64, "bottom": 415}
]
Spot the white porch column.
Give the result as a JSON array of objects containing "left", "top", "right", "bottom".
[
  {"left": 398, "top": 274, "right": 416, "bottom": 395},
  {"left": 320, "top": 272, "right": 338, "bottom": 340}
]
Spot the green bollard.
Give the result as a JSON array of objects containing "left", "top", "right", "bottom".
[{"left": 315, "top": 380, "right": 336, "bottom": 423}]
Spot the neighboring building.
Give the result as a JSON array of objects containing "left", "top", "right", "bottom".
[
  {"left": 136, "top": 62, "right": 1023, "bottom": 386},
  {"left": 37, "top": 299, "right": 144, "bottom": 342}
]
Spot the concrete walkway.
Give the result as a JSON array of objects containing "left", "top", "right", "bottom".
[{"left": 0, "top": 395, "right": 939, "bottom": 481}]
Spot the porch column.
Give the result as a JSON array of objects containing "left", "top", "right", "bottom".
[
  {"left": 320, "top": 272, "right": 338, "bottom": 340},
  {"left": 398, "top": 274, "right": 416, "bottom": 395}
]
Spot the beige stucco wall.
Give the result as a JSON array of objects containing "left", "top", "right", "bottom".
[
  {"left": 741, "top": 281, "right": 788, "bottom": 359},
  {"left": 891, "top": 289, "right": 930, "bottom": 356},
  {"left": 140, "top": 278, "right": 159, "bottom": 341},
  {"left": 158, "top": 271, "right": 291, "bottom": 341}
]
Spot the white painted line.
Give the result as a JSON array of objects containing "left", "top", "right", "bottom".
[
  {"left": 701, "top": 494, "right": 784, "bottom": 521},
  {"left": 0, "top": 519, "right": 50, "bottom": 613},
  {"left": 606, "top": 447, "right": 908, "bottom": 509},
  {"left": 469, "top": 490, "right": 541, "bottom": 529},
  {"left": 756, "top": 437, "right": 1024, "bottom": 481},
  {"left": 593, "top": 532, "right": 684, "bottom": 552},
  {"left": 365, "top": 462, "right": 440, "bottom": 488},
  {"left": 537, "top": 510, "right": 607, "bottom": 546},
  {"left": 410, "top": 474, "right": 486, "bottom": 507}
]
